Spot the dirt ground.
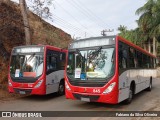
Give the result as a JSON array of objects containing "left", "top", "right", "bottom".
[{"left": 0, "top": 83, "right": 27, "bottom": 101}]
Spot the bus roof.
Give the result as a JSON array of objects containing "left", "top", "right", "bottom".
[{"left": 75, "top": 35, "right": 116, "bottom": 41}]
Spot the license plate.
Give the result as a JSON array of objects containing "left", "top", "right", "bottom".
[
  {"left": 81, "top": 97, "right": 90, "bottom": 102},
  {"left": 19, "top": 91, "right": 26, "bottom": 94}
]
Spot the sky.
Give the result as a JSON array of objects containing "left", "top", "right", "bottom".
[{"left": 11, "top": 0, "right": 147, "bottom": 39}]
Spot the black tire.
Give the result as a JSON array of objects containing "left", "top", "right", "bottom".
[
  {"left": 124, "top": 87, "right": 133, "bottom": 104},
  {"left": 57, "top": 81, "right": 65, "bottom": 95},
  {"left": 146, "top": 80, "right": 152, "bottom": 91}
]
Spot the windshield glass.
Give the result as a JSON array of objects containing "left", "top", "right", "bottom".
[
  {"left": 67, "top": 47, "right": 115, "bottom": 80},
  {"left": 10, "top": 54, "right": 44, "bottom": 78}
]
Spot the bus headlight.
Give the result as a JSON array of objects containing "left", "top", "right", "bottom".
[
  {"left": 103, "top": 82, "right": 116, "bottom": 94},
  {"left": 8, "top": 80, "right": 12, "bottom": 87},
  {"left": 65, "top": 82, "right": 71, "bottom": 91},
  {"left": 34, "top": 80, "right": 43, "bottom": 88}
]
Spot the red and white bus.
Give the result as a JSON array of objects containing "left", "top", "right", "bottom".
[
  {"left": 8, "top": 45, "right": 67, "bottom": 95},
  {"left": 65, "top": 36, "right": 157, "bottom": 104}
]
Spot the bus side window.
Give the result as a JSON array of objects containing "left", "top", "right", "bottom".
[
  {"left": 119, "top": 42, "right": 128, "bottom": 69},
  {"left": 137, "top": 51, "right": 142, "bottom": 68},
  {"left": 60, "top": 53, "right": 66, "bottom": 69},
  {"left": 147, "top": 56, "right": 150, "bottom": 68},
  {"left": 47, "top": 56, "right": 57, "bottom": 71},
  {"left": 154, "top": 58, "right": 156, "bottom": 68},
  {"left": 149, "top": 56, "right": 152, "bottom": 68},
  {"left": 122, "top": 49, "right": 128, "bottom": 68},
  {"left": 119, "top": 43, "right": 123, "bottom": 69},
  {"left": 134, "top": 51, "right": 138, "bottom": 68},
  {"left": 143, "top": 54, "right": 149, "bottom": 68},
  {"left": 46, "top": 50, "right": 58, "bottom": 74},
  {"left": 151, "top": 58, "right": 154, "bottom": 68},
  {"left": 129, "top": 47, "right": 137, "bottom": 68}
]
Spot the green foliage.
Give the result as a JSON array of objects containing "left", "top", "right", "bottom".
[
  {"left": 118, "top": 0, "right": 160, "bottom": 56},
  {"left": 118, "top": 26, "right": 143, "bottom": 46}
]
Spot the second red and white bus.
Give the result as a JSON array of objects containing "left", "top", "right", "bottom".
[
  {"left": 65, "top": 35, "right": 157, "bottom": 104},
  {"left": 8, "top": 45, "right": 67, "bottom": 95}
]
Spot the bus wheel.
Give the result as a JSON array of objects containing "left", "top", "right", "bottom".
[
  {"left": 58, "top": 81, "right": 65, "bottom": 95},
  {"left": 124, "top": 87, "right": 133, "bottom": 104},
  {"left": 146, "top": 80, "right": 152, "bottom": 91}
]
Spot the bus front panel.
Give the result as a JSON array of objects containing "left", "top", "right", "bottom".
[
  {"left": 8, "top": 46, "right": 46, "bottom": 95},
  {"left": 65, "top": 36, "right": 119, "bottom": 104}
]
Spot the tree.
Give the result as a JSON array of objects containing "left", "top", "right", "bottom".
[
  {"left": 118, "top": 26, "right": 139, "bottom": 44},
  {"left": 19, "top": 0, "right": 54, "bottom": 45},
  {"left": 136, "top": 0, "right": 159, "bottom": 55},
  {"left": 19, "top": 0, "right": 31, "bottom": 45},
  {"left": 118, "top": 25, "right": 148, "bottom": 50},
  {"left": 150, "top": 0, "right": 160, "bottom": 56},
  {"left": 118, "top": 0, "right": 160, "bottom": 56},
  {"left": 118, "top": 25, "right": 127, "bottom": 34},
  {"left": 30, "top": 0, "right": 54, "bottom": 19}
]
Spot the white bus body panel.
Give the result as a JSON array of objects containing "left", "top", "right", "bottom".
[
  {"left": 118, "top": 71, "right": 130, "bottom": 102},
  {"left": 46, "top": 70, "right": 64, "bottom": 94},
  {"left": 118, "top": 69, "right": 157, "bottom": 103}
]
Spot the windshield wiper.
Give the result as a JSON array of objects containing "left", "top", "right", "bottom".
[
  {"left": 76, "top": 49, "right": 87, "bottom": 61},
  {"left": 22, "top": 53, "right": 35, "bottom": 70},
  {"left": 75, "top": 49, "right": 86, "bottom": 68},
  {"left": 27, "top": 53, "right": 35, "bottom": 62},
  {"left": 111, "top": 49, "right": 115, "bottom": 62},
  {"left": 76, "top": 49, "right": 83, "bottom": 58},
  {"left": 88, "top": 46, "right": 102, "bottom": 60}
]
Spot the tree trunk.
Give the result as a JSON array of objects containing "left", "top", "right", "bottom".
[
  {"left": 143, "top": 44, "right": 147, "bottom": 51},
  {"left": 148, "top": 39, "right": 151, "bottom": 53},
  {"left": 153, "top": 37, "right": 156, "bottom": 56},
  {"left": 19, "top": 0, "right": 31, "bottom": 45}
]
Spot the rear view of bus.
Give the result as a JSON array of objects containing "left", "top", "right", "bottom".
[
  {"left": 65, "top": 36, "right": 119, "bottom": 104},
  {"left": 8, "top": 45, "right": 66, "bottom": 95}
]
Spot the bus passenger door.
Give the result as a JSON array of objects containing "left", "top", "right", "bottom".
[
  {"left": 118, "top": 41, "right": 130, "bottom": 102},
  {"left": 46, "top": 50, "right": 59, "bottom": 94}
]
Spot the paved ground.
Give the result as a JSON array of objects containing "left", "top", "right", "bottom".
[{"left": 0, "top": 78, "right": 160, "bottom": 120}]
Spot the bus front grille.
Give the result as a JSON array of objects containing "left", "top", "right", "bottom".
[
  {"left": 14, "top": 88, "right": 32, "bottom": 94},
  {"left": 73, "top": 93, "right": 100, "bottom": 101}
]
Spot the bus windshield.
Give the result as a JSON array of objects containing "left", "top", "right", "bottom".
[
  {"left": 67, "top": 47, "right": 115, "bottom": 81},
  {"left": 10, "top": 54, "right": 44, "bottom": 78}
]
